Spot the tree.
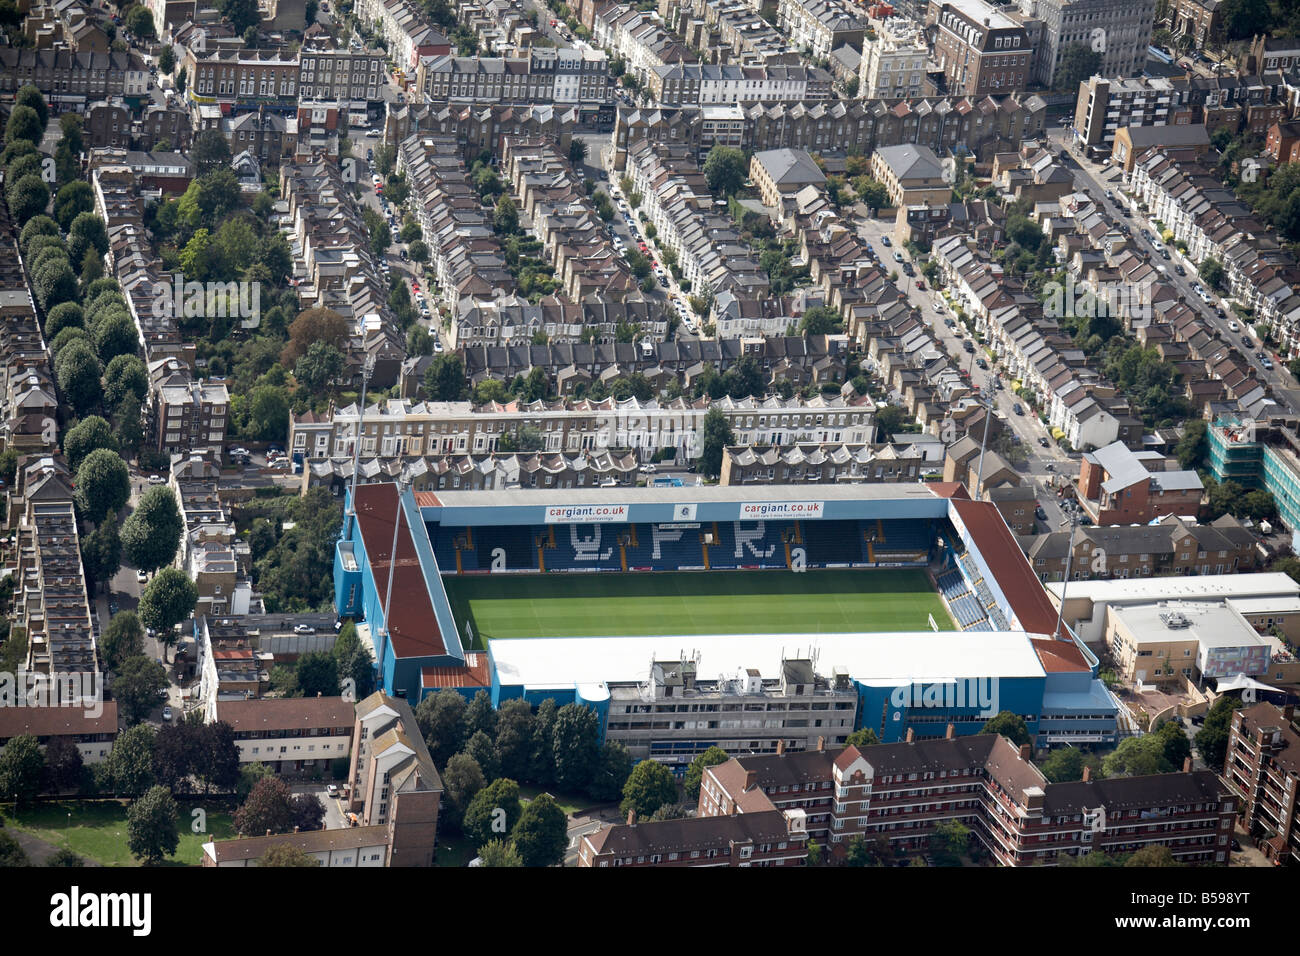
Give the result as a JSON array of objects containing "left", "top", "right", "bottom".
[
  {"left": 494, "top": 194, "right": 519, "bottom": 234},
  {"left": 92, "top": 312, "right": 138, "bottom": 364},
  {"left": 100, "top": 610, "right": 145, "bottom": 674},
  {"left": 1040, "top": 746, "right": 1103, "bottom": 783},
  {"left": 291, "top": 792, "right": 326, "bottom": 832},
  {"left": 441, "top": 753, "right": 486, "bottom": 831},
  {"left": 845, "top": 728, "right": 880, "bottom": 749},
  {"left": 1198, "top": 257, "right": 1226, "bottom": 291},
  {"left": 476, "top": 838, "right": 524, "bottom": 867},
  {"left": 14, "top": 86, "right": 48, "bottom": 132},
  {"left": 620, "top": 759, "right": 678, "bottom": 820},
  {"left": 568, "top": 138, "right": 589, "bottom": 168},
  {"left": 43, "top": 736, "right": 84, "bottom": 793},
  {"left": 1103, "top": 734, "right": 1174, "bottom": 777},
  {"left": 552, "top": 703, "right": 600, "bottom": 793},
  {"left": 0, "top": 830, "right": 29, "bottom": 867},
  {"left": 1052, "top": 43, "right": 1102, "bottom": 91},
  {"left": 1155, "top": 720, "right": 1191, "bottom": 770},
  {"left": 423, "top": 352, "right": 467, "bottom": 401},
  {"left": 197, "top": 721, "right": 241, "bottom": 795},
  {"left": 800, "top": 305, "right": 842, "bottom": 335},
  {"left": 703, "top": 145, "right": 748, "bottom": 197},
  {"left": 244, "top": 385, "right": 290, "bottom": 443},
  {"left": 587, "top": 740, "right": 633, "bottom": 802},
  {"left": 47, "top": 848, "right": 85, "bottom": 867},
  {"left": 294, "top": 341, "right": 345, "bottom": 395},
  {"left": 980, "top": 711, "right": 1031, "bottom": 747},
  {"left": 1174, "top": 419, "right": 1208, "bottom": 470},
  {"left": 80, "top": 514, "right": 122, "bottom": 590},
  {"left": 930, "top": 820, "right": 971, "bottom": 866},
  {"left": 234, "top": 775, "right": 296, "bottom": 836},
  {"left": 75, "top": 447, "right": 131, "bottom": 523},
  {"left": 138, "top": 568, "right": 198, "bottom": 655},
  {"left": 61, "top": 416, "right": 116, "bottom": 473},
  {"left": 6, "top": 173, "right": 49, "bottom": 226},
  {"left": 281, "top": 308, "right": 349, "bottom": 367},
  {"left": 1127, "top": 845, "right": 1183, "bottom": 867},
  {"left": 263, "top": 843, "right": 321, "bottom": 866},
  {"left": 152, "top": 721, "right": 198, "bottom": 793},
  {"left": 237, "top": 762, "right": 274, "bottom": 800},
  {"left": 158, "top": 46, "right": 175, "bottom": 74},
  {"left": 99, "top": 723, "right": 156, "bottom": 797},
  {"left": 465, "top": 730, "right": 498, "bottom": 782},
  {"left": 125, "top": 4, "right": 155, "bottom": 37},
  {"left": 415, "top": 689, "right": 468, "bottom": 769},
  {"left": 408, "top": 239, "right": 429, "bottom": 264},
  {"left": 104, "top": 354, "right": 148, "bottom": 407},
  {"left": 463, "top": 778, "right": 522, "bottom": 847},
  {"left": 192, "top": 128, "right": 233, "bottom": 177},
  {"left": 112, "top": 656, "right": 169, "bottom": 727},
  {"left": 4, "top": 106, "right": 42, "bottom": 148},
  {"left": 684, "top": 746, "right": 729, "bottom": 800},
  {"left": 1195, "top": 695, "right": 1241, "bottom": 771},
  {"left": 512, "top": 792, "right": 567, "bottom": 867},
  {"left": 46, "top": 301, "right": 85, "bottom": 343},
  {"left": 494, "top": 699, "right": 537, "bottom": 781},
  {"left": 54, "top": 182, "right": 94, "bottom": 232},
  {"left": 698, "top": 407, "right": 735, "bottom": 479},
  {"left": 295, "top": 652, "right": 339, "bottom": 699},
  {"left": 54, "top": 340, "right": 102, "bottom": 416},
  {"left": 0, "top": 735, "right": 45, "bottom": 807},
  {"left": 126, "top": 785, "right": 179, "bottom": 865},
  {"left": 464, "top": 689, "right": 497, "bottom": 740},
  {"left": 122, "top": 484, "right": 183, "bottom": 572}
]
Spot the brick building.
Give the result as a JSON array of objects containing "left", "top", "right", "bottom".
[{"left": 1224, "top": 702, "right": 1300, "bottom": 866}]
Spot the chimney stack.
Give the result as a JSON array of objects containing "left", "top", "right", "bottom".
[
  {"left": 1018, "top": 743, "right": 1031, "bottom": 762},
  {"left": 1082, "top": 765, "right": 1091, "bottom": 783},
  {"left": 776, "top": 740, "right": 785, "bottom": 756},
  {"left": 627, "top": 809, "right": 637, "bottom": 825},
  {"left": 945, "top": 723, "right": 956, "bottom": 740},
  {"left": 1183, "top": 756, "right": 1193, "bottom": 773},
  {"left": 817, "top": 735, "right": 826, "bottom": 752},
  {"left": 293, "top": 826, "right": 300, "bottom": 833},
  {"left": 744, "top": 769, "right": 757, "bottom": 792},
  {"left": 905, "top": 727, "right": 915, "bottom": 744}
]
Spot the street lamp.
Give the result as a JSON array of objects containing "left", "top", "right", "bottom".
[{"left": 1052, "top": 514, "right": 1080, "bottom": 641}]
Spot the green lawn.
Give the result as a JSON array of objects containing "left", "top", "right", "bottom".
[
  {"left": 1, "top": 799, "right": 236, "bottom": 866},
  {"left": 445, "top": 569, "right": 951, "bottom": 646}
]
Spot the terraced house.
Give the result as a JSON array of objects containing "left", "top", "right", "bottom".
[
  {"left": 778, "top": 0, "right": 870, "bottom": 60},
  {"left": 0, "top": 49, "right": 150, "bottom": 111}
]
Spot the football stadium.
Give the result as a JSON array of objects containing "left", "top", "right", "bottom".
[{"left": 335, "top": 482, "right": 1127, "bottom": 750}]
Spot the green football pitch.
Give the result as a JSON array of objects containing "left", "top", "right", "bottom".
[{"left": 443, "top": 569, "right": 953, "bottom": 647}]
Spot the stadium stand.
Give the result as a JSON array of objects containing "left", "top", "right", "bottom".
[
  {"left": 624, "top": 523, "right": 707, "bottom": 571},
  {"left": 548, "top": 523, "right": 624, "bottom": 571},
  {"left": 801, "top": 520, "right": 865, "bottom": 567},
  {"left": 474, "top": 525, "right": 538, "bottom": 571},
  {"left": 711, "top": 521, "right": 786, "bottom": 570}
]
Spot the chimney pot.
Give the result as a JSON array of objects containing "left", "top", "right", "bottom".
[
  {"left": 627, "top": 809, "right": 636, "bottom": 825},
  {"left": 1082, "top": 765, "right": 1091, "bottom": 783},
  {"left": 945, "top": 722, "right": 956, "bottom": 740},
  {"left": 1183, "top": 756, "right": 1193, "bottom": 773},
  {"left": 817, "top": 735, "right": 826, "bottom": 752},
  {"left": 905, "top": 728, "right": 915, "bottom": 744},
  {"left": 1018, "top": 743, "right": 1031, "bottom": 761}
]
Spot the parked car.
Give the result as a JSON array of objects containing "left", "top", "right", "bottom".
[
  {"left": 1242, "top": 336, "right": 1255, "bottom": 349},
  {"left": 975, "top": 357, "right": 988, "bottom": 369},
  {"left": 880, "top": 236, "right": 892, "bottom": 247},
  {"left": 1174, "top": 264, "right": 1186, "bottom": 276},
  {"left": 162, "top": 706, "right": 172, "bottom": 721},
  {"left": 1013, "top": 403, "right": 1025, "bottom": 415},
  {"left": 1228, "top": 320, "right": 1240, "bottom": 332},
  {"left": 293, "top": 624, "right": 315, "bottom": 634},
  {"left": 892, "top": 251, "right": 904, "bottom": 263},
  {"left": 962, "top": 340, "right": 975, "bottom": 353},
  {"left": 148, "top": 474, "right": 164, "bottom": 484},
  {"left": 137, "top": 570, "right": 148, "bottom": 584},
  {"left": 638, "top": 464, "right": 657, "bottom": 474},
  {"left": 327, "top": 784, "right": 340, "bottom": 797},
  {"left": 1038, "top": 437, "right": 1050, "bottom": 448}
]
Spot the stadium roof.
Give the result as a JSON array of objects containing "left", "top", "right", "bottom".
[
  {"left": 949, "top": 497, "right": 1061, "bottom": 636},
  {"left": 354, "top": 483, "right": 447, "bottom": 659},
  {"left": 489, "top": 631, "right": 1048, "bottom": 691},
  {"left": 1046, "top": 572, "right": 1300, "bottom": 605},
  {"left": 416, "top": 482, "right": 943, "bottom": 510}
]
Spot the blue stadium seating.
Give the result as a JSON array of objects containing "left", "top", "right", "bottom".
[
  {"left": 624, "top": 523, "right": 706, "bottom": 571},
  {"left": 547, "top": 523, "right": 624, "bottom": 571},
  {"left": 875, "top": 520, "right": 931, "bottom": 556},
  {"left": 474, "top": 525, "right": 538, "bottom": 572},
  {"left": 801, "top": 520, "right": 864, "bottom": 567},
  {"left": 710, "top": 521, "right": 786, "bottom": 570},
  {"left": 936, "top": 570, "right": 969, "bottom": 602}
]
